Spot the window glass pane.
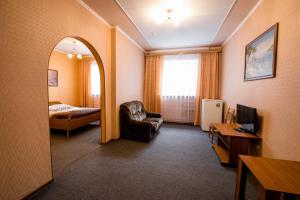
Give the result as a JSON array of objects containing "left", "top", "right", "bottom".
[
  {"left": 162, "top": 54, "right": 199, "bottom": 96},
  {"left": 90, "top": 62, "right": 100, "bottom": 95}
]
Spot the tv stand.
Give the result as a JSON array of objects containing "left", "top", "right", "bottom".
[
  {"left": 212, "top": 124, "right": 260, "bottom": 166},
  {"left": 234, "top": 127, "right": 245, "bottom": 132}
]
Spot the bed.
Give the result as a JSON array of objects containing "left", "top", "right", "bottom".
[{"left": 49, "top": 101, "right": 101, "bottom": 137}]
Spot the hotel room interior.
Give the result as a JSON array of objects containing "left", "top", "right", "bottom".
[{"left": 0, "top": 0, "right": 299, "bottom": 200}]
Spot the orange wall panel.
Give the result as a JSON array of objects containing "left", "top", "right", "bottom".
[
  {"left": 221, "top": 0, "right": 300, "bottom": 161},
  {"left": 0, "top": 0, "right": 113, "bottom": 199},
  {"left": 110, "top": 28, "right": 145, "bottom": 139},
  {"left": 48, "top": 51, "right": 80, "bottom": 106}
]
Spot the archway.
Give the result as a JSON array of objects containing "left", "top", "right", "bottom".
[
  {"left": 47, "top": 36, "right": 106, "bottom": 177},
  {"left": 48, "top": 36, "right": 106, "bottom": 143}
]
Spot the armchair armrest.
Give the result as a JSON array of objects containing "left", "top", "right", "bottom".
[{"left": 146, "top": 112, "right": 162, "bottom": 118}]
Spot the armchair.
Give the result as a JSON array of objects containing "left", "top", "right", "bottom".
[{"left": 119, "top": 101, "right": 163, "bottom": 142}]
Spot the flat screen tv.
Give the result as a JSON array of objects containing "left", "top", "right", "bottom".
[{"left": 236, "top": 104, "right": 258, "bottom": 134}]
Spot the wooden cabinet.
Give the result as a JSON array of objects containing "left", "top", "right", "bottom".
[{"left": 212, "top": 124, "right": 260, "bottom": 166}]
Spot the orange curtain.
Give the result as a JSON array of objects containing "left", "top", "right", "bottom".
[
  {"left": 143, "top": 55, "right": 163, "bottom": 112},
  {"left": 194, "top": 52, "right": 220, "bottom": 125},
  {"left": 79, "top": 57, "right": 100, "bottom": 108}
]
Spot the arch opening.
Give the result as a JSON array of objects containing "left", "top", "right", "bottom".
[{"left": 47, "top": 36, "right": 106, "bottom": 178}]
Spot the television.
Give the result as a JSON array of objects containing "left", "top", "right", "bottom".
[{"left": 236, "top": 104, "right": 258, "bottom": 134}]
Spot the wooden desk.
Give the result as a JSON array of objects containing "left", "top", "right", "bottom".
[
  {"left": 236, "top": 155, "right": 300, "bottom": 200},
  {"left": 212, "top": 124, "right": 260, "bottom": 166}
]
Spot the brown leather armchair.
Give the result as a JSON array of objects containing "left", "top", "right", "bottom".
[{"left": 119, "top": 101, "right": 163, "bottom": 142}]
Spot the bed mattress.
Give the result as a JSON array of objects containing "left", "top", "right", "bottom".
[{"left": 49, "top": 104, "right": 100, "bottom": 119}]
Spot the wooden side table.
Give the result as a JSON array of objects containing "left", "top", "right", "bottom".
[{"left": 235, "top": 155, "right": 300, "bottom": 200}]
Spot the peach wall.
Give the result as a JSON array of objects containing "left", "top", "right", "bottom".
[
  {"left": 0, "top": 0, "right": 113, "bottom": 199},
  {"left": 221, "top": 0, "right": 300, "bottom": 161},
  {"left": 111, "top": 28, "right": 145, "bottom": 139},
  {"left": 48, "top": 51, "right": 80, "bottom": 106}
]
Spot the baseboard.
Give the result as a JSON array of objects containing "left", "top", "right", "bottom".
[{"left": 22, "top": 179, "right": 54, "bottom": 200}]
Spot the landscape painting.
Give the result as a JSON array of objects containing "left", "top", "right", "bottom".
[
  {"left": 48, "top": 69, "right": 58, "bottom": 86},
  {"left": 244, "top": 23, "right": 278, "bottom": 81}
]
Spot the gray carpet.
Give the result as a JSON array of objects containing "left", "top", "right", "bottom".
[
  {"left": 50, "top": 121, "right": 101, "bottom": 178},
  {"left": 32, "top": 124, "right": 258, "bottom": 200}
]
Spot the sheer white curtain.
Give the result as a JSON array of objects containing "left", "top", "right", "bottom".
[
  {"left": 91, "top": 61, "right": 100, "bottom": 96},
  {"left": 161, "top": 54, "right": 200, "bottom": 123}
]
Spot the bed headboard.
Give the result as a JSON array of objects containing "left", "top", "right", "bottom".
[{"left": 49, "top": 101, "right": 62, "bottom": 106}]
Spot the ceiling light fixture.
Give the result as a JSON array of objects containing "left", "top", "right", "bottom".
[
  {"left": 150, "top": 0, "right": 188, "bottom": 27},
  {"left": 154, "top": 8, "right": 180, "bottom": 26},
  {"left": 77, "top": 54, "right": 82, "bottom": 59},
  {"left": 67, "top": 41, "right": 83, "bottom": 60},
  {"left": 67, "top": 53, "right": 73, "bottom": 59},
  {"left": 152, "top": 1, "right": 190, "bottom": 27}
]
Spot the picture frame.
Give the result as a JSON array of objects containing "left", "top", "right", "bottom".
[
  {"left": 48, "top": 69, "right": 58, "bottom": 86},
  {"left": 244, "top": 23, "right": 278, "bottom": 81}
]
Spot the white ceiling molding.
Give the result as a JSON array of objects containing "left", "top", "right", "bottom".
[
  {"left": 113, "top": 26, "right": 145, "bottom": 52},
  {"left": 211, "top": 0, "right": 237, "bottom": 43},
  {"left": 76, "top": 0, "right": 145, "bottom": 52},
  {"left": 115, "top": 0, "right": 151, "bottom": 48},
  {"left": 76, "top": 0, "right": 112, "bottom": 28},
  {"left": 146, "top": 46, "right": 222, "bottom": 56},
  {"left": 53, "top": 49, "right": 69, "bottom": 55},
  {"left": 222, "top": 0, "right": 262, "bottom": 46}
]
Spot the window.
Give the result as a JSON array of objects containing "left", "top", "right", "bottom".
[
  {"left": 90, "top": 61, "right": 100, "bottom": 96},
  {"left": 162, "top": 54, "right": 199, "bottom": 96},
  {"left": 161, "top": 54, "right": 200, "bottom": 123}
]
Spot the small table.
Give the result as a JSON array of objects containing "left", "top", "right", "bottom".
[{"left": 235, "top": 155, "right": 300, "bottom": 200}]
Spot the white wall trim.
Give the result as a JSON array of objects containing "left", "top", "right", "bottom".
[
  {"left": 53, "top": 48, "right": 68, "bottom": 55},
  {"left": 53, "top": 48, "right": 92, "bottom": 56},
  {"left": 76, "top": 0, "right": 112, "bottom": 28},
  {"left": 212, "top": 0, "right": 237, "bottom": 43},
  {"left": 115, "top": 0, "right": 151, "bottom": 48},
  {"left": 76, "top": 0, "right": 145, "bottom": 52},
  {"left": 147, "top": 46, "right": 222, "bottom": 54},
  {"left": 222, "top": 0, "right": 262, "bottom": 46},
  {"left": 113, "top": 26, "right": 145, "bottom": 52}
]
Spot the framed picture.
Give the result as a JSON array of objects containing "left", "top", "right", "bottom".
[
  {"left": 244, "top": 23, "right": 278, "bottom": 81},
  {"left": 48, "top": 69, "right": 58, "bottom": 86}
]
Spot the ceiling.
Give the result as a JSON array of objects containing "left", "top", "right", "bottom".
[
  {"left": 54, "top": 37, "right": 92, "bottom": 55},
  {"left": 116, "top": 0, "right": 234, "bottom": 49},
  {"left": 80, "top": 0, "right": 260, "bottom": 50}
]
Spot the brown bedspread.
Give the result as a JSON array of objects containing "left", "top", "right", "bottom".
[{"left": 50, "top": 108, "right": 100, "bottom": 119}]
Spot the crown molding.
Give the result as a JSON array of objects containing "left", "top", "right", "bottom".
[
  {"left": 113, "top": 26, "right": 145, "bottom": 52},
  {"left": 53, "top": 48, "right": 92, "bottom": 56},
  {"left": 76, "top": 0, "right": 112, "bottom": 28},
  {"left": 76, "top": 1, "right": 145, "bottom": 52},
  {"left": 146, "top": 46, "right": 222, "bottom": 56},
  {"left": 222, "top": 0, "right": 262, "bottom": 46},
  {"left": 53, "top": 48, "right": 68, "bottom": 55},
  {"left": 115, "top": 0, "right": 151, "bottom": 48},
  {"left": 212, "top": 0, "right": 237, "bottom": 43}
]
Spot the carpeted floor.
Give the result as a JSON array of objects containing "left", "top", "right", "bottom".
[
  {"left": 32, "top": 124, "right": 258, "bottom": 200},
  {"left": 50, "top": 121, "right": 101, "bottom": 178}
]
